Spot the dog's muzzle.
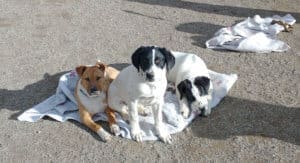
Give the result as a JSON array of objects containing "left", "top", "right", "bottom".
[
  {"left": 90, "top": 86, "right": 97, "bottom": 93},
  {"left": 199, "top": 106, "right": 211, "bottom": 117},
  {"left": 89, "top": 86, "right": 100, "bottom": 96},
  {"left": 146, "top": 72, "right": 154, "bottom": 82},
  {"left": 199, "top": 107, "right": 206, "bottom": 117}
]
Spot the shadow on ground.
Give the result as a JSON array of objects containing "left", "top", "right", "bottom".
[
  {"left": 109, "top": 63, "right": 130, "bottom": 71},
  {"left": 176, "top": 22, "right": 224, "bottom": 47},
  {"left": 0, "top": 63, "right": 130, "bottom": 119},
  {"left": 0, "top": 71, "right": 69, "bottom": 119},
  {"left": 123, "top": 10, "right": 165, "bottom": 20},
  {"left": 1, "top": 63, "right": 298, "bottom": 145},
  {"left": 127, "top": 0, "right": 300, "bottom": 20},
  {"left": 191, "top": 96, "right": 300, "bottom": 145}
]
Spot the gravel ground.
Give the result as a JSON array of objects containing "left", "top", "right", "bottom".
[{"left": 0, "top": 0, "right": 299, "bottom": 161}]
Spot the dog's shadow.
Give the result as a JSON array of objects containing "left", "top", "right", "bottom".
[
  {"left": 0, "top": 63, "right": 130, "bottom": 120},
  {"left": 190, "top": 96, "right": 299, "bottom": 145},
  {"left": 109, "top": 63, "right": 130, "bottom": 71},
  {"left": 0, "top": 63, "right": 131, "bottom": 141},
  {"left": 2, "top": 63, "right": 299, "bottom": 145},
  {"left": 175, "top": 22, "right": 224, "bottom": 48},
  {"left": 0, "top": 71, "right": 69, "bottom": 119}
]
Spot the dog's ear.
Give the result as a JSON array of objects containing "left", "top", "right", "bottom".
[
  {"left": 194, "top": 76, "right": 210, "bottom": 96},
  {"left": 75, "top": 66, "right": 87, "bottom": 77},
  {"left": 96, "top": 61, "right": 106, "bottom": 71},
  {"left": 177, "top": 79, "right": 190, "bottom": 100},
  {"left": 159, "top": 48, "right": 175, "bottom": 71},
  {"left": 131, "top": 46, "right": 146, "bottom": 72}
]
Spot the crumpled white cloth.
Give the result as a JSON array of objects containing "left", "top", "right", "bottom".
[
  {"left": 18, "top": 63, "right": 237, "bottom": 141},
  {"left": 206, "top": 14, "right": 296, "bottom": 53}
]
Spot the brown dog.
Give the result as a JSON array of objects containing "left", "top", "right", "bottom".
[{"left": 75, "top": 61, "right": 120, "bottom": 142}]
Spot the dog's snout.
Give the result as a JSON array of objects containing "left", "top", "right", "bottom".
[
  {"left": 90, "top": 86, "right": 97, "bottom": 93},
  {"left": 146, "top": 73, "right": 154, "bottom": 81},
  {"left": 199, "top": 108, "right": 206, "bottom": 117}
]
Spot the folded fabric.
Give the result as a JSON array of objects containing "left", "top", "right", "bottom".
[
  {"left": 18, "top": 60, "right": 237, "bottom": 141},
  {"left": 206, "top": 14, "right": 296, "bottom": 53}
]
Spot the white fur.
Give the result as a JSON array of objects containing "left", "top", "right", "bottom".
[
  {"left": 167, "top": 51, "right": 213, "bottom": 118},
  {"left": 77, "top": 80, "right": 107, "bottom": 115},
  {"left": 97, "top": 128, "right": 112, "bottom": 142},
  {"left": 108, "top": 52, "right": 171, "bottom": 143},
  {"left": 110, "top": 124, "right": 121, "bottom": 136}
]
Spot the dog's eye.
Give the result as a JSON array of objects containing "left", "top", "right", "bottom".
[
  {"left": 155, "top": 59, "right": 160, "bottom": 64},
  {"left": 85, "top": 78, "right": 90, "bottom": 82},
  {"left": 96, "top": 77, "right": 101, "bottom": 80},
  {"left": 143, "top": 59, "right": 148, "bottom": 64}
]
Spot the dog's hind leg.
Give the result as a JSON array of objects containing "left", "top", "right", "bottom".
[
  {"left": 137, "top": 104, "right": 152, "bottom": 116},
  {"left": 105, "top": 107, "right": 120, "bottom": 135},
  {"left": 79, "top": 107, "right": 111, "bottom": 142},
  {"left": 119, "top": 104, "right": 130, "bottom": 121},
  {"left": 108, "top": 97, "right": 129, "bottom": 121}
]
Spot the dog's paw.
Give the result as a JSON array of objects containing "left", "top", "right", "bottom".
[
  {"left": 131, "top": 128, "right": 145, "bottom": 142},
  {"left": 97, "top": 128, "right": 112, "bottom": 142},
  {"left": 110, "top": 124, "right": 120, "bottom": 136},
  {"left": 160, "top": 134, "right": 172, "bottom": 144},
  {"left": 157, "top": 129, "right": 172, "bottom": 144}
]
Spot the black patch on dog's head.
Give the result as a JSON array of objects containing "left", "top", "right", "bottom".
[
  {"left": 131, "top": 46, "right": 175, "bottom": 72},
  {"left": 177, "top": 79, "right": 196, "bottom": 103},
  {"left": 157, "top": 47, "right": 175, "bottom": 71},
  {"left": 194, "top": 76, "right": 210, "bottom": 96},
  {"left": 131, "top": 46, "right": 153, "bottom": 72}
]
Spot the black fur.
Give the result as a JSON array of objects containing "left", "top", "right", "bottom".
[
  {"left": 177, "top": 79, "right": 196, "bottom": 117},
  {"left": 131, "top": 46, "right": 175, "bottom": 73},
  {"left": 157, "top": 47, "right": 175, "bottom": 71},
  {"left": 194, "top": 76, "right": 210, "bottom": 96},
  {"left": 131, "top": 46, "right": 149, "bottom": 72},
  {"left": 177, "top": 79, "right": 196, "bottom": 102}
]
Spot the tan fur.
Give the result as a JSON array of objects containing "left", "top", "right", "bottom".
[{"left": 75, "top": 61, "right": 119, "bottom": 141}]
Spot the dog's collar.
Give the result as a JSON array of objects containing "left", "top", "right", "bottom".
[{"left": 79, "top": 89, "right": 90, "bottom": 97}]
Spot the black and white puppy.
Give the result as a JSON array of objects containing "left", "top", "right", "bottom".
[
  {"left": 167, "top": 51, "right": 213, "bottom": 118},
  {"left": 108, "top": 46, "right": 175, "bottom": 143}
]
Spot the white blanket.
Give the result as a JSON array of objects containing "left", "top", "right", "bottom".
[
  {"left": 206, "top": 14, "right": 296, "bottom": 53},
  {"left": 18, "top": 66, "right": 237, "bottom": 141}
]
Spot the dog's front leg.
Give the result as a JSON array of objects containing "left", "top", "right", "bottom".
[
  {"left": 153, "top": 100, "right": 172, "bottom": 144},
  {"left": 79, "top": 107, "right": 111, "bottom": 142},
  {"left": 105, "top": 107, "right": 120, "bottom": 135},
  {"left": 128, "top": 100, "right": 144, "bottom": 142}
]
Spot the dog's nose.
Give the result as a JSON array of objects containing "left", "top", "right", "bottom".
[
  {"left": 199, "top": 108, "right": 206, "bottom": 117},
  {"left": 90, "top": 86, "right": 97, "bottom": 93},
  {"left": 146, "top": 73, "right": 154, "bottom": 81}
]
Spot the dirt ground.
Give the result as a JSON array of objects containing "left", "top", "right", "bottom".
[{"left": 0, "top": 0, "right": 299, "bottom": 161}]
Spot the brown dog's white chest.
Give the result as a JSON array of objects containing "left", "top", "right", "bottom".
[{"left": 77, "top": 83, "right": 107, "bottom": 114}]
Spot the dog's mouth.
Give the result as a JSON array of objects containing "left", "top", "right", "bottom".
[
  {"left": 146, "top": 78, "right": 155, "bottom": 82},
  {"left": 90, "top": 91, "right": 101, "bottom": 96},
  {"left": 80, "top": 89, "right": 101, "bottom": 97}
]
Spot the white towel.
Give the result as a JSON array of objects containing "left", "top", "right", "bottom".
[
  {"left": 206, "top": 14, "right": 296, "bottom": 53},
  {"left": 18, "top": 64, "right": 237, "bottom": 141}
]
